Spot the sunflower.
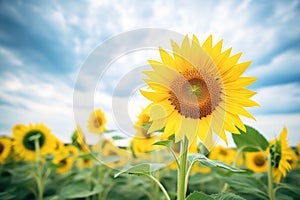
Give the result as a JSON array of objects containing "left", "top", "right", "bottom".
[
  {"left": 141, "top": 35, "right": 258, "bottom": 149},
  {"left": 53, "top": 137, "right": 65, "bottom": 155},
  {"left": 269, "top": 127, "right": 292, "bottom": 183},
  {"left": 72, "top": 125, "right": 90, "bottom": 153},
  {"left": 208, "top": 146, "right": 237, "bottom": 165},
  {"left": 88, "top": 109, "right": 107, "bottom": 134},
  {"left": 52, "top": 154, "right": 73, "bottom": 174},
  {"left": 132, "top": 107, "right": 156, "bottom": 154},
  {"left": 64, "top": 145, "right": 78, "bottom": 160},
  {"left": 191, "top": 162, "right": 211, "bottom": 175},
  {"left": 77, "top": 158, "right": 94, "bottom": 168},
  {"left": 13, "top": 123, "right": 56, "bottom": 161},
  {"left": 245, "top": 152, "right": 268, "bottom": 173},
  {"left": 297, "top": 143, "right": 300, "bottom": 160},
  {"left": 286, "top": 148, "right": 298, "bottom": 169},
  {"left": 0, "top": 137, "right": 12, "bottom": 163},
  {"left": 101, "top": 138, "right": 127, "bottom": 168}
]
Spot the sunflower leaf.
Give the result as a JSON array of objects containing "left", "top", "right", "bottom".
[
  {"left": 232, "top": 125, "right": 269, "bottom": 152},
  {"left": 186, "top": 191, "right": 214, "bottom": 200},
  {"left": 152, "top": 140, "right": 172, "bottom": 147},
  {"left": 188, "top": 154, "right": 244, "bottom": 172},
  {"left": 114, "top": 163, "right": 164, "bottom": 178},
  {"left": 111, "top": 135, "right": 125, "bottom": 140}
]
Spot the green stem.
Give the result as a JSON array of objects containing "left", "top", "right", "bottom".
[
  {"left": 177, "top": 137, "right": 189, "bottom": 200},
  {"left": 267, "top": 155, "right": 274, "bottom": 200},
  {"left": 146, "top": 174, "right": 171, "bottom": 200},
  {"left": 33, "top": 136, "right": 44, "bottom": 200}
]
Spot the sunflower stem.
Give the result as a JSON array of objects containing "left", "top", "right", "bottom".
[
  {"left": 146, "top": 174, "right": 171, "bottom": 200},
  {"left": 267, "top": 155, "right": 274, "bottom": 200},
  {"left": 33, "top": 135, "right": 44, "bottom": 200},
  {"left": 177, "top": 136, "right": 189, "bottom": 200}
]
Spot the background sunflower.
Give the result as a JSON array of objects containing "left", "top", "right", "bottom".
[
  {"left": 245, "top": 152, "right": 268, "bottom": 173},
  {"left": 88, "top": 109, "right": 107, "bottom": 134},
  {"left": 0, "top": 137, "right": 12, "bottom": 163},
  {"left": 13, "top": 123, "right": 56, "bottom": 161}
]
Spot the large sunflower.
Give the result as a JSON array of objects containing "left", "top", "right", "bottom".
[
  {"left": 88, "top": 109, "right": 107, "bottom": 134},
  {"left": 0, "top": 137, "right": 12, "bottom": 163},
  {"left": 141, "top": 35, "right": 258, "bottom": 149},
  {"left": 269, "top": 127, "right": 292, "bottom": 183},
  {"left": 245, "top": 152, "right": 268, "bottom": 173},
  {"left": 13, "top": 123, "right": 56, "bottom": 161}
]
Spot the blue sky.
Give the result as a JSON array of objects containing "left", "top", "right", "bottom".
[{"left": 0, "top": 0, "right": 300, "bottom": 145}]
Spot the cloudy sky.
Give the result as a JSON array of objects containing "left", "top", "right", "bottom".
[{"left": 0, "top": 0, "right": 299, "bottom": 146}]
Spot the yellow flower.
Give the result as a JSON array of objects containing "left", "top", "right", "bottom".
[
  {"left": 13, "top": 123, "right": 56, "bottom": 161},
  {"left": 101, "top": 139, "right": 127, "bottom": 168},
  {"left": 53, "top": 137, "right": 65, "bottom": 155},
  {"left": 297, "top": 143, "right": 300, "bottom": 160},
  {"left": 88, "top": 109, "right": 107, "bottom": 134},
  {"left": 286, "top": 148, "right": 298, "bottom": 169},
  {"left": 77, "top": 158, "right": 93, "bottom": 168},
  {"left": 208, "top": 146, "right": 236, "bottom": 165},
  {"left": 64, "top": 145, "right": 78, "bottom": 160},
  {"left": 73, "top": 125, "right": 90, "bottom": 153},
  {"left": 270, "top": 127, "right": 292, "bottom": 183},
  {"left": 245, "top": 152, "right": 268, "bottom": 173},
  {"left": 141, "top": 35, "right": 258, "bottom": 149},
  {"left": 0, "top": 137, "right": 12, "bottom": 163},
  {"left": 132, "top": 107, "right": 156, "bottom": 153},
  {"left": 52, "top": 154, "right": 73, "bottom": 174},
  {"left": 191, "top": 162, "right": 211, "bottom": 175}
]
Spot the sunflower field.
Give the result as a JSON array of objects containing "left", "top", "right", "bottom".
[{"left": 1, "top": 35, "right": 300, "bottom": 200}]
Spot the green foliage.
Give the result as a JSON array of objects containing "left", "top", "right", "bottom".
[
  {"left": 186, "top": 191, "right": 214, "bottom": 200},
  {"left": 232, "top": 125, "right": 269, "bottom": 152}
]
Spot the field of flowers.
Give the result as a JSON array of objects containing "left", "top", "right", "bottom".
[{"left": 1, "top": 35, "right": 300, "bottom": 200}]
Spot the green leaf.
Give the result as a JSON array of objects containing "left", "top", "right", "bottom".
[
  {"left": 78, "top": 153, "right": 94, "bottom": 159},
  {"left": 142, "top": 123, "right": 165, "bottom": 132},
  {"left": 186, "top": 191, "right": 214, "bottom": 200},
  {"left": 114, "top": 163, "right": 165, "bottom": 178},
  {"left": 210, "top": 192, "right": 246, "bottom": 200},
  {"left": 222, "top": 174, "right": 268, "bottom": 199},
  {"left": 232, "top": 125, "right": 269, "bottom": 152},
  {"left": 152, "top": 140, "right": 172, "bottom": 147},
  {"left": 59, "top": 181, "right": 102, "bottom": 199},
  {"left": 276, "top": 183, "right": 300, "bottom": 196},
  {"left": 188, "top": 154, "right": 244, "bottom": 172},
  {"left": 104, "top": 130, "right": 115, "bottom": 133}
]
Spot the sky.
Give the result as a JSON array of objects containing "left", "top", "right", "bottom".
[{"left": 0, "top": 0, "right": 300, "bottom": 146}]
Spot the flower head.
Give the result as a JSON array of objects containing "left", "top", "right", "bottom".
[
  {"left": 246, "top": 152, "right": 268, "bottom": 173},
  {"left": 270, "top": 127, "right": 292, "bottom": 183},
  {"left": 0, "top": 137, "right": 12, "bottom": 163},
  {"left": 141, "top": 35, "right": 258, "bottom": 149},
  {"left": 88, "top": 109, "right": 107, "bottom": 134},
  {"left": 13, "top": 123, "right": 56, "bottom": 161}
]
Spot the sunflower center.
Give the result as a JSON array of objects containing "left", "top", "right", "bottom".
[
  {"left": 93, "top": 116, "right": 102, "bottom": 128},
  {"left": 169, "top": 69, "right": 222, "bottom": 119},
  {"left": 23, "top": 130, "right": 46, "bottom": 151},
  {"left": 253, "top": 154, "right": 266, "bottom": 167},
  {"left": 0, "top": 142, "right": 4, "bottom": 154},
  {"left": 219, "top": 149, "right": 228, "bottom": 156},
  {"left": 59, "top": 159, "right": 67, "bottom": 166}
]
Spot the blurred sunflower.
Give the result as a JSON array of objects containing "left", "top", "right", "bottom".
[
  {"left": 52, "top": 154, "right": 73, "bottom": 174},
  {"left": 141, "top": 35, "right": 258, "bottom": 149},
  {"left": 245, "top": 152, "right": 267, "bottom": 173},
  {"left": 53, "top": 137, "right": 65, "bottom": 155},
  {"left": 77, "top": 158, "right": 93, "bottom": 168},
  {"left": 64, "top": 145, "right": 78, "bottom": 160},
  {"left": 0, "top": 137, "right": 12, "bottom": 163},
  {"left": 88, "top": 109, "right": 107, "bottom": 134},
  {"left": 132, "top": 107, "right": 156, "bottom": 153},
  {"left": 269, "top": 127, "right": 292, "bottom": 183},
  {"left": 286, "top": 148, "right": 298, "bottom": 169},
  {"left": 191, "top": 162, "right": 211, "bottom": 175},
  {"left": 208, "top": 146, "right": 236, "bottom": 165},
  {"left": 102, "top": 139, "right": 127, "bottom": 168},
  {"left": 297, "top": 143, "right": 300, "bottom": 160},
  {"left": 72, "top": 125, "right": 89, "bottom": 153},
  {"left": 13, "top": 123, "right": 56, "bottom": 161}
]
